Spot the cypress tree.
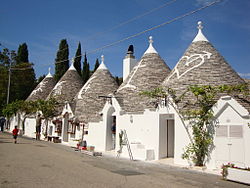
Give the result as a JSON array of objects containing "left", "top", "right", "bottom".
[
  {"left": 74, "top": 42, "right": 82, "bottom": 76},
  {"left": 54, "top": 39, "right": 69, "bottom": 82},
  {"left": 82, "top": 52, "right": 90, "bottom": 84},
  {"left": 12, "top": 44, "right": 36, "bottom": 101},
  {"left": 93, "top": 58, "right": 100, "bottom": 72},
  {"left": 16, "top": 43, "right": 29, "bottom": 64},
  {"left": 115, "top": 76, "right": 123, "bottom": 86}
]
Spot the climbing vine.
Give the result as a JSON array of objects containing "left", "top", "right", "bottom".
[{"left": 141, "top": 83, "right": 249, "bottom": 166}]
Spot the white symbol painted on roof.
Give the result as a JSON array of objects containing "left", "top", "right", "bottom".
[
  {"left": 53, "top": 81, "right": 66, "bottom": 95},
  {"left": 166, "top": 51, "right": 212, "bottom": 81}
]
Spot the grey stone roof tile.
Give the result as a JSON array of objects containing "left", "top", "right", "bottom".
[
  {"left": 74, "top": 66, "right": 118, "bottom": 123},
  {"left": 47, "top": 68, "right": 83, "bottom": 115},
  {"left": 162, "top": 40, "right": 248, "bottom": 112},
  {"left": 116, "top": 53, "right": 171, "bottom": 113},
  {"left": 26, "top": 76, "right": 56, "bottom": 101}
]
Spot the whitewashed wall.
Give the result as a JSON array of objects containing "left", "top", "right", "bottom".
[
  {"left": 24, "top": 117, "right": 36, "bottom": 138},
  {"left": 207, "top": 97, "right": 250, "bottom": 169},
  {"left": 117, "top": 110, "right": 160, "bottom": 160}
]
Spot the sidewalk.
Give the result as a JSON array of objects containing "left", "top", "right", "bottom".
[
  {"left": 95, "top": 149, "right": 222, "bottom": 176},
  {"left": 3, "top": 131, "right": 222, "bottom": 177}
]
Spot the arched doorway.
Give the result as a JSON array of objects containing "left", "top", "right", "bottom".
[{"left": 105, "top": 107, "right": 116, "bottom": 151}]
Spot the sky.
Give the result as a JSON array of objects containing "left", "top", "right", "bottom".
[{"left": 1, "top": 0, "right": 250, "bottom": 79}]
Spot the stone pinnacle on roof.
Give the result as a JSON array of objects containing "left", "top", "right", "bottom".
[
  {"left": 46, "top": 67, "right": 53, "bottom": 78},
  {"left": 74, "top": 55, "right": 118, "bottom": 123},
  {"left": 192, "top": 21, "right": 209, "bottom": 42},
  {"left": 68, "top": 58, "right": 76, "bottom": 70},
  {"left": 98, "top": 55, "right": 108, "bottom": 70},
  {"left": 162, "top": 21, "right": 246, "bottom": 111},
  {"left": 144, "top": 36, "right": 158, "bottom": 54}
]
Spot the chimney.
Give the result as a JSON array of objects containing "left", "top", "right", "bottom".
[{"left": 123, "top": 45, "right": 137, "bottom": 81}]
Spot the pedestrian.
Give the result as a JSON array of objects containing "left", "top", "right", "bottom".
[
  {"left": 12, "top": 126, "right": 19, "bottom": 144},
  {"left": 36, "top": 113, "right": 42, "bottom": 140},
  {"left": 0, "top": 116, "right": 6, "bottom": 132}
]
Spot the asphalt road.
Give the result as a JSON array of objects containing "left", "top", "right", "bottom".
[{"left": 0, "top": 132, "right": 248, "bottom": 188}]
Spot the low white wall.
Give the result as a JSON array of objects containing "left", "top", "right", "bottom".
[
  {"left": 24, "top": 117, "right": 36, "bottom": 138},
  {"left": 87, "top": 121, "right": 106, "bottom": 151},
  {"left": 117, "top": 110, "right": 160, "bottom": 161}
]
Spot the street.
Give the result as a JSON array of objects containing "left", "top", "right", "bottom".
[{"left": 0, "top": 132, "right": 247, "bottom": 188}]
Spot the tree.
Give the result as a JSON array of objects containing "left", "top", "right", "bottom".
[
  {"left": 73, "top": 42, "right": 82, "bottom": 76},
  {"left": 11, "top": 62, "right": 36, "bottom": 101},
  {"left": 82, "top": 52, "right": 90, "bottom": 84},
  {"left": 16, "top": 43, "right": 29, "bottom": 64},
  {"left": 0, "top": 48, "right": 12, "bottom": 115},
  {"left": 36, "top": 98, "right": 58, "bottom": 138},
  {"left": 36, "top": 75, "right": 46, "bottom": 86},
  {"left": 2, "top": 98, "right": 58, "bottom": 136},
  {"left": 12, "top": 43, "right": 36, "bottom": 102},
  {"left": 2, "top": 100, "right": 37, "bottom": 133},
  {"left": 93, "top": 58, "right": 100, "bottom": 72},
  {"left": 54, "top": 39, "right": 69, "bottom": 82},
  {"left": 115, "top": 76, "right": 123, "bottom": 86}
]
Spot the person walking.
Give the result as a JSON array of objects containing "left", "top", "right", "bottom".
[
  {"left": 36, "top": 114, "right": 42, "bottom": 140},
  {"left": 12, "top": 126, "right": 19, "bottom": 144},
  {"left": 0, "top": 116, "right": 6, "bottom": 132}
]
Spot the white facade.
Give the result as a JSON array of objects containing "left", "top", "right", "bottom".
[
  {"left": 123, "top": 55, "right": 137, "bottom": 81},
  {"left": 207, "top": 96, "right": 250, "bottom": 169}
]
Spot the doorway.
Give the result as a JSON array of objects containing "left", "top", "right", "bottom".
[
  {"left": 62, "top": 113, "right": 69, "bottom": 142},
  {"left": 105, "top": 107, "right": 115, "bottom": 151},
  {"left": 167, "top": 120, "right": 174, "bottom": 157}
]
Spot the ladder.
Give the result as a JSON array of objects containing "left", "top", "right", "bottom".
[{"left": 116, "top": 130, "right": 133, "bottom": 160}]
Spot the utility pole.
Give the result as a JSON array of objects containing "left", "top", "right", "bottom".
[
  {"left": 0, "top": 43, "right": 11, "bottom": 105},
  {"left": 7, "top": 63, "right": 11, "bottom": 105}
]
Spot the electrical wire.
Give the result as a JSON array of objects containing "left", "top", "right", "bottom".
[
  {"left": 2, "top": 0, "right": 222, "bottom": 68},
  {"left": 54, "top": 0, "right": 221, "bottom": 64},
  {"left": 84, "top": 0, "right": 178, "bottom": 41}
]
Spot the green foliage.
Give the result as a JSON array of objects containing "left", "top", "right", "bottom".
[
  {"left": 82, "top": 52, "right": 90, "bottom": 84},
  {"left": 2, "top": 98, "right": 57, "bottom": 120},
  {"left": 93, "top": 58, "right": 100, "bottom": 72},
  {"left": 16, "top": 43, "right": 29, "bottom": 64},
  {"left": 74, "top": 42, "right": 82, "bottom": 76},
  {"left": 35, "top": 75, "right": 46, "bottom": 87},
  {"left": 11, "top": 62, "right": 36, "bottom": 101},
  {"left": 115, "top": 76, "right": 123, "bottom": 86},
  {"left": 0, "top": 47, "right": 35, "bottom": 115},
  {"left": 36, "top": 98, "right": 58, "bottom": 119},
  {"left": 141, "top": 84, "right": 249, "bottom": 167},
  {"left": 54, "top": 39, "right": 69, "bottom": 82}
]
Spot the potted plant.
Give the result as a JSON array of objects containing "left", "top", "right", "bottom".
[{"left": 222, "top": 163, "right": 250, "bottom": 185}]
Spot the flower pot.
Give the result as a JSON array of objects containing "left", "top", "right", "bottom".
[{"left": 226, "top": 167, "right": 250, "bottom": 185}]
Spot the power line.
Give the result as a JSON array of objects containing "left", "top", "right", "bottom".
[
  {"left": 84, "top": 0, "right": 178, "bottom": 41},
  {"left": 54, "top": 0, "right": 221, "bottom": 65},
  {"left": 87, "top": 0, "right": 221, "bottom": 55}
]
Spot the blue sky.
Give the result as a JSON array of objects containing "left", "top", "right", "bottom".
[{"left": 1, "top": 0, "right": 250, "bottom": 79}]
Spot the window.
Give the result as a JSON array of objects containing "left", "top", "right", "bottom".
[
  {"left": 216, "top": 125, "right": 228, "bottom": 137},
  {"left": 216, "top": 125, "right": 243, "bottom": 138},
  {"left": 229, "top": 126, "right": 243, "bottom": 138}
]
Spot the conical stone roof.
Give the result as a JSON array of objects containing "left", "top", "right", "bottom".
[
  {"left": 162, "top": 21, "right": 246, "bottom": 110},
  {"left": 47, "top": 63, "right": 83, "bottom": 115},
  {"left": 26, "top": 68, "right": 56, "bottom": 101},
  {"left": 116, "top": 36, "right": 171, "bottom": 113},
  {"left": 74, "top": 56, "right": 118, "bottom": 123}
]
